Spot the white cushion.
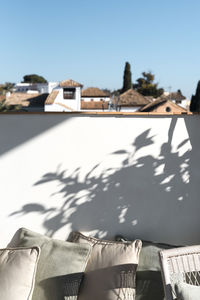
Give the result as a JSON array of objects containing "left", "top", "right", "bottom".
[
  {"left": 175, "top": 281, "right": 200, "bottom": 300},
  {"left": 0, "top": 247, "right": 40, "bottom": 300}
]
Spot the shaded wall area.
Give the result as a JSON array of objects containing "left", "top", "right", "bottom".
[
  {"left": 0, "top": 114, "right": 68, "bottom": 156},
  {"left": 0, "top": 114, "right": 199, "bottom": 246}
]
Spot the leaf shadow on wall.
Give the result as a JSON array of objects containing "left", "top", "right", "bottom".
[{"left": 10, "top": 118, "right": 197, "bottom": 244}]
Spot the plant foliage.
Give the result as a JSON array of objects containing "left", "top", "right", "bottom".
[
  {"left": 0, "top": 99, "right": 22, "bottom": 112},
  {"left": 121, "top": 62, "right": 132, "bottom": 93},
  {"left": 0, "top": 82, "right": 15, "bottom": 94},
  {"left": 23, "top": 74, "right": 47, "bottom": 84},
  {"left": 190, "top": 81, "right": 200, "bottom": 112},
  {"left": 134, "top": 72, "right": 164, "bottom": 98}
]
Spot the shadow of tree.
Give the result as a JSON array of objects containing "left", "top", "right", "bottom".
[{"left": 10, "top": 118, "right": 193, "bottom": 243}]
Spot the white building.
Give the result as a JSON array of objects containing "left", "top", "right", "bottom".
[
  {"left": 45, "top": 79, "right": 83, "bottom": 112},
  {"left": 81, "top": 87, "right": 110, "bottom": 102},
  {"left": 14, "top": 82, "right": 58, "bottom": 94},
  {"left": 81, "top": 87, "right": 111, "bottom": 111}
]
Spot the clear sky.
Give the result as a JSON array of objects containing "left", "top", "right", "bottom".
[{"left": 1, "top": 0, "right": 200, "bottom": 98}]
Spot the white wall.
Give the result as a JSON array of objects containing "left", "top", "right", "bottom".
[
  {"left": 0, "top": 114, "right": 199, "bottom": 247},
  {"left": 81, "top": 109, "right": 110, "bottom": 112},
  {"left": 15, "top": 82, "right": 58, "bottom": 94},
  {"left": 47, "top": 82, "right": 58, "bottom": 94},
  {"left": 45, "top": 102, "right": 68, "bottom": 112},
  {"left": 172, "top": 99, "right": 190, "bottom": 110},
  {"left": 46, "top": 87, "right": 81, "bottom": 111},
  {"left": 119, "top": 107, "right": 140, "bottom": 112},
  {"left": 15, "top": 83, "right": 32, "bottom": 92},
  {"left": 81, "top": 97, "right": 110, "bottom": 102}
]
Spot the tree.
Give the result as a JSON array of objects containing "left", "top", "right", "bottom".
[
  {"left": 190, "top": 81, "right": 200, "bottom": 112},
  {"left": 0, "top": 99, "right": 21, "bottom": 112},
  {"left": 112, "top": 89, "right": 121, "bottom": 96},
  {"left": 121, "top": 62, "right": 132, "bottom": 93},
  {"left": 22, "top": 74, "right": 47, "bottom": 84},
  {"left": 0, "top": 82, "right": 15, "bottom": 94},
  {"left": 102, "top": 89, "right": 111, "bottom": 95},
  {"left": 134, "top": 71, "right": 164, "bottom": 98}
]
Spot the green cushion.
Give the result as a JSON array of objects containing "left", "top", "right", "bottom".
[
  {"left": 136, "top": 240, "right": 172, "bottom": 300},
  {"left": 175, "top": 281, "right": 200, "bottom": 300},
  {"left": 9, "top": 228, "right": 91, "bottom": 300}
]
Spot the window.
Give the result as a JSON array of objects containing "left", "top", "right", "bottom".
[
  {"left": 63, "top": 88, "right": 76, "bottom": 99},
  {"left": 165, "top": 106, "right": 171, "bottom": 112}
]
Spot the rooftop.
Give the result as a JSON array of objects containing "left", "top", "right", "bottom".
[
  {"left": 81, "top": 87, "right": 109, "bottom": 97},
  {"left": 45, "top": 91, "right": 59, "bottom": 105},
  {"left": 81, "top": 100, "right": 109, "bottom": 110},
  {"left": 4, "top": 93, "right": 48, "bottom": 108},
  {"left": 140, "top": 97, "right": 187, "bottom": 112},
  {"left": 169, "top": 91, "right": 186, "bottom": 101},
  {"left": 59, "top": 79, "right": 83, "bottom": 88},
  {"left": 118, "top": 89, "right": 150, "bottom": 107}
]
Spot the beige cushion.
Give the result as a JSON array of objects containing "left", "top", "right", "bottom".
[
  {"left": 70, "top": 232, "right": 142, "bottom": 300},
  {"left": 115, "top": 236, "right": 180, "bottom": 300},
  {"left": 0, "top": 246, "right": 40, "bottom": 300}
]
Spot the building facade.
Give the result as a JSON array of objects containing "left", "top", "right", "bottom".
[{"left": 45, "top": 79, "right": 83, "bottom": 112}]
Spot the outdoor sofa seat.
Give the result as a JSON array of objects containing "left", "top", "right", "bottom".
[{"left": 159, "top": 245, "right": 200, "bottom": 300}]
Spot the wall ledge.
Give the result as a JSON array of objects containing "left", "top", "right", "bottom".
[{"left": 0, "top": 111, "right": 197, "bottom": 116}]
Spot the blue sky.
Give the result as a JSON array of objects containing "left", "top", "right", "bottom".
[{"left": 1, "top": 0, "right": 200, "bottom": 98}]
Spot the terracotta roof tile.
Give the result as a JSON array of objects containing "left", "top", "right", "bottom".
[
  {"left": 81, "top": 87, "right": 109, "bottom": 97},
  {"left": 169, "top": 92, "right": 186, "bottom": 101},
  {"left": 140, "top": 98, "right": 187, "bottom": 112},
  {"left": 140, "top": 97, "right": 167, "bottom": 111},
  {"left": 118, "top": 89, "right": 150, "bottom": 106},
  {"left": 60, "top": 79, "right": 83, "bottom": 88},
  {"left": 81, "top": 101, "right": 109, "bottom": 110},
  {"left": 45, "top": 91, "right": 59, "bottom": 104},
  {"left": 5, "top": 92, "right": 48, "bottom": 107}
]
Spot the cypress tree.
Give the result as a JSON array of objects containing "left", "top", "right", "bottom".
[
  {"left": 190, "top": 95, "right": 197, "bottom": 112},
  {"left": 121, "top": 62, "right": 132, "bottom": 93},
  {"left": 190, "top": 81, "right": 200, "bottom": 112},
  {"left": 196, "top": 81, "right": 200, "bottom": 111}
]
